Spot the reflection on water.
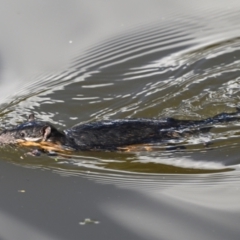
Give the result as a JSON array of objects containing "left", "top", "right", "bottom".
[
  {"left": 1, "top": 1, "right": 240, "bottom": 240},
  {"left": 1, "top": 21, "right": 240, "bottom": 174}
]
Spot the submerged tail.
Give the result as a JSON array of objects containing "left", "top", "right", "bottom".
[
  {"left": 204, "top": 107, "right": 240, "bottom": 125},
  {"left": 169, "top": 107, "right": 240, "bottom": 130}
]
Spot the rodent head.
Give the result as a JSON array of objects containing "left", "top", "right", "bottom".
[{"left": 0, "top": 114, "right": 63, "bottom": 144}]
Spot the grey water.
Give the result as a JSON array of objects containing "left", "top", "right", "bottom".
[{"left": 0, "top": 0, "right": 240, "bottom": 239}]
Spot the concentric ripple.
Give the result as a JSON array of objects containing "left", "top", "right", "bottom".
[{"left": 1, "top": 6, "right": 240, "bottom": 175}]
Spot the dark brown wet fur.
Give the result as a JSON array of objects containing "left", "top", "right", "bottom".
[
  {"left": 0, "top": 109, "right": 240, "bottom": 152},
  {"left": 66, "top": 119, "right": 210, "bottom": 151}
]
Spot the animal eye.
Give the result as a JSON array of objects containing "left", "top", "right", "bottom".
[{"left": 20, "top": 132, "right": 25, "bottom": 138}]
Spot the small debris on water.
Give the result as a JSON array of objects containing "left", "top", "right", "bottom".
[
  {"left": 79, "top": 218, "right": 100, "bottom": 225},
  {"left": 18, "top": 190, "right": 26, "bottom": 193}
]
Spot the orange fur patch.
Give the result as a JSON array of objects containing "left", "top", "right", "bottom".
[
  {"left": 118, "top": 144, "right": 153, "bottom": 152},
  {"left": 18, "top": 141, "right": 72, "bottom": 153}
]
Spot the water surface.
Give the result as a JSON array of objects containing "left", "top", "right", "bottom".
[{"left": 0, "top": 0, "right": 240, "bottom": 239}]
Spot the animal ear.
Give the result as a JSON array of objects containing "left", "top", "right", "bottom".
[
  {"left": 41, "top": 126, "right": 51, "bottom": 141},
  {"left": 28, "top": 113, "right": 35, "bottom": 122}
]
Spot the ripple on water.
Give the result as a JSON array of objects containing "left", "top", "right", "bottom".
[{"left": 1, "top": 9, "right": 240, "bottom": 176}]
